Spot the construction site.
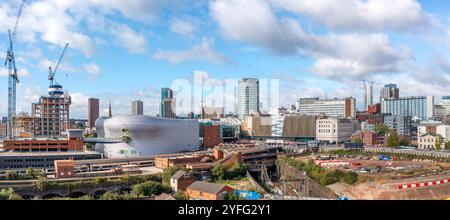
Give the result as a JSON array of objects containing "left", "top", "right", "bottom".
[
  {"left": 3, "top": 0, "right": 71, "bottom": 140},
  {"left": 292, "top": 150, "right": 450, "bottom": 200}
]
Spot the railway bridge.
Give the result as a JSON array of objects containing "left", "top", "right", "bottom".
[{"left": 10, "top": 184, "right": 132, "bottom": 200}]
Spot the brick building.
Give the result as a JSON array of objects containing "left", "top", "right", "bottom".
[
  {"left": 362, "top": 131, "right": 378, "bottom": 145},
  {"left": 155, "top": 154, "right": 212, "bottom": 169},
  {"left": 54, "top": 160, "right": 75, "bottom": 178},
  {"left": 203, "top": 125, "right": 222, "bottom": 148},
  {"left": 170, "top": 170, "right": 197, "bottom": 192},
  {"left": 352, "top": 131, "right": 379, "bottom": 146},
  {"left": 2, "top": 138, "right": 84, "bottom": 152},
  {"left": 88, "top": 98, "right": 99, "bottom": 129},
  {"left": 368, "top": 104, "right": 381, "bottom": 114},
  {"left": 186, "top": 181, "right": 233, "bottom": 200}
]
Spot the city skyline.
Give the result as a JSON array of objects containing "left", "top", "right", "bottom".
[{"left": 1, "top": 0, "right": 450, "bottom": 118}]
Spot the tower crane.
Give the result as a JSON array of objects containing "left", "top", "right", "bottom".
[
  {"left": 4, "top": 0, "right": 26, "bottom": 139},
  {"left": 48, "top": 43, "right": 69, "bottom": 87}
]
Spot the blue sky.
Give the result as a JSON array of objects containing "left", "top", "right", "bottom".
[{"left": 1, "top": 0, "right": 450, "bottom": 118}]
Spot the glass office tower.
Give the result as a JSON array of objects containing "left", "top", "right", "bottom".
[
  {"left": 237, "top": 78, "right": 260, "bottom": 120},
  {"left": 381, "top": 96, "right": 434, "bottom": 121}
]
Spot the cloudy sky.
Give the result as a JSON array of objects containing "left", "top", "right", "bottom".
[{"left": 1, "top": 0, "right": 450, "bottom": 118}]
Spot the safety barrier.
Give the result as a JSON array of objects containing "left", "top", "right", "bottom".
[{"left": 398, "top": 178, "right": 450, "bottom": 189}]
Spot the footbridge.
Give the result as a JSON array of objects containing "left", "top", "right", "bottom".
[{"left": 83, "top": 137, "right": 124, "bottom": 144}]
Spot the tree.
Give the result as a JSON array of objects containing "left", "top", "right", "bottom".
[
  {"left": 320, "top": 170, "right": 344, "bottom": 186},
  {"left": 226, "top": 162, "right": 248, "bottom": 180},
  {"left": 212, "top": 164, "right": 225, "bottom": 181},
  {"left": 132, "top": 181, "right": 164, "bottom": 197},
  {"left": 34, "top": 177, "right": 49, "bottom": 191},
  {"left": 225, "top": 191, "right": 241, "bottom": 200},
  {"left": 76, "top": 195, "right": 94, "bottom": 200},
  {"left": 5, "top": 170, "right": 19, "bottom": 180},
  {"left": 85, "top": 143, "right": 95, "bottom": 151},
  {"left": 398, "top": 138, "right": 409, "bottom": 147},
  {"left": 121, "top": 128, "right": 131, "bottom": 143},
  {"left": 387, "top": 130, "right": 399, "bottom": 148},
  {"left": 94, "top": 177, "right": 106, "bottom": 185},
  {"left": 26, "top": 167, "right": 35, "bottom": 179},
  {"left": 100, "top": 191, "right": 121, "bottom": 200},
  {"left": 305, "top": 160, "right": 325, "bottom": 182},
  {"left": 0, "top": 188, "right": 22, "bottom": 200},
  {"left": 375, "top": 124, "right": 389, "bottom": 136},
  {"left": 161, "top": 167, "right": 183, "bottom": 185},
  {"left": 342, "top": 172, "right": 358, "bottom": 185},
  {"left": 445, "top": 141, "right": 450, "bottom": 150},
  {"left": 354, "top": 137, "right": 362, "bottom": 144},
  {"left": 174, "top": 191, "right": 188, "bottom": 200},
  {"left": 35, "top": 169, "right": 46, "bottom": 178},
  {"left": 119, "top": 174, "right": 132, "bottom": 185},
  {"left": 100, "top": 191, "right": 138, "bottom": 200},
  {"left": 435, "top": 137, "right": 442, "bottom": 150}
]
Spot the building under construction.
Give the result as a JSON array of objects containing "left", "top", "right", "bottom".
[
  {"left": 13, "top": 112, "right": 36, "bottom": 138},
  {"left": 32, "top": 91, "right": 71, "bottom": 137},
  {"left": 13, "top": 87, "right": 71, "bottom": 138},
  {"left": 11, "top": 42, "right": 71, "bottom": 138}
]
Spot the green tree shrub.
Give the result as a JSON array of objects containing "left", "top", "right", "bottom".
[
  {"left": 212, "top": 164, "right": 225, "bottom": 181},
  {"left": 0, "top": 188, "right": 22, "bottom": 200},
  {"left": 132, "top": 181, "right": 164, "bottom": 197}
]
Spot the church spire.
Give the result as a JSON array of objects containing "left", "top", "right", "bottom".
[{"left": 109, "top": 101, "right": 112, "bottom": 118}]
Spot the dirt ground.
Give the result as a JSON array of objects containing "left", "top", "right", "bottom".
[
  {"left": 328, "top": 180, "right": 450, "bottom": 200},
  {"left": 296, "top": 155, "right": 450, "bottom": 200}
]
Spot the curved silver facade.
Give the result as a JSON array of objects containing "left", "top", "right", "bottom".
[
  {"left": 94, "top": 116, "right": 109, "bottom": 152},
  {"left": 101, "top": 115, "right": 199, "bottom": 158}
]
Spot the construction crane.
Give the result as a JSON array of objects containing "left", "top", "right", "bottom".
[
  {"left": 4, "top": 0, "right": 26, "bottom": 139},
  {"left": 48, "top": 43, "right": 69, "bottom": 87}
]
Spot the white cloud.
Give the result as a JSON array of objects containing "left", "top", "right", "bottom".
[
  {"left": 309, "top": 34, "right": 412, "bottom": 81},
  {"left": 69, "top": 92, "right": 91, "bottom": 118},
  {"left": 110, "top": 23, "right": 148, "bottom": 54},
  {"left": 209, "top": 0, "right": 411, "bottom": 81},
  {"left": 0, "top": 68, "right": 30, "bottom": 78},
  {"left": 154, "top": 38, "right": 229, "bottom": 64},
  {"left": 210, "top": 0, "right": 310, "bottom": 55},
  {"left": 0, "top": 0, "right": 168, "bottom": 57},
  {"left": 84, "top": 63, "right": 101, "bottom": 76},
  {"left": 269, "top": 0, "right": 430, "bottom": 32},
  {"left": 0, "top": 1, "right": 95, "bottom": 57},
  {"left": 170, "top": 19, "right": 195, "bottom": 38},
  {"left": 38, "top": 57, "right": 75, "bottom": 75},
  {"left": 14, "top": 84, "right": 43, "bottom": 115}
]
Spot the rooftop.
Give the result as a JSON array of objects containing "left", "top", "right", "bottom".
[
  {"left": 3, "top": 137, "right": 70, "bottom": 141},
  {"left": 187, "top": 181, "right": 229, "bottom": 194},
  {"left": 0, "top": 151, "right": 101, "bottom": 157},
  {"left": 171, "top": 170, "right": 188, "bottom": 180},
  {"left": 155, "top": 193, "right": 175, "bottom": 200}
]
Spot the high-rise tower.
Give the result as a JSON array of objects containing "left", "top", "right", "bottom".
[
  {"left": 380, "top": 83, "right": 399, "bottom": 102},
  {"left": 363, "top": 81, "right": 373, "bottom": 111},
  {"left": 237, "top": 78, "right": 260, "bottom": 120},
  {"left": 88, "top": 98, "right": 99, "bottom": 128},
  {"left": 132, "top": 100, "right": 144, "bottom": 115},
  {"left": 161, "top": 88, "right": 176, "bottom": 118}
]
